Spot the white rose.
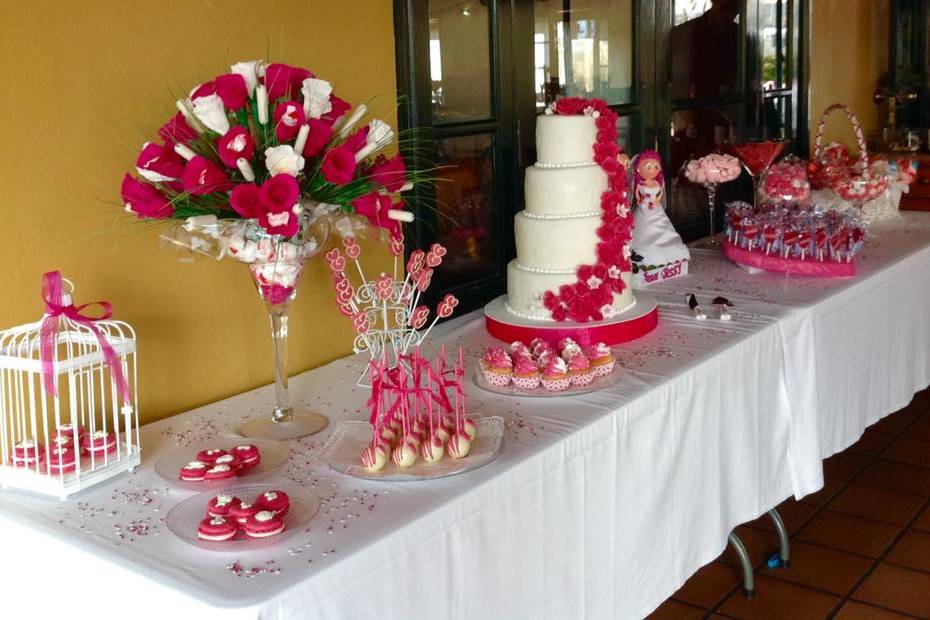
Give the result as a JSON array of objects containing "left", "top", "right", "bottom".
[
  {"left": 300, "top": 78, "right": 333, "bottom": 118},
  {"left": 191, "top": 94, "right": 229, "bottom": 135},
  {"left": 264, "top": 145, "right": 305, "bottom": 177},
  {"left": 354, "top": 119, "right": 395, "bottom": 162},
  {"left": 230, "top": 60, "right": 264, "bottom": 94}
]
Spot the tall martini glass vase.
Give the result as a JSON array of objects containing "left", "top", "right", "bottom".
[
  {"left": 704, "top": 182, "right": 720, "bottom": 245},
  {"left": 239, "top": 212, "right": 330, "bottom": 440},
  {"left": 731, "top": 140, "right": 787, "bottom": 207}
]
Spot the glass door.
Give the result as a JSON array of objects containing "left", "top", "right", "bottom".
[
  {"left": 394, "top": 0, "right": 517, "bottom": 313},
  {"left": 659, "top": 0, "right": 806, "bottom": 241}
]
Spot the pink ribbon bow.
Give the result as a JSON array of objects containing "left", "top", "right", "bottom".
[{"left": 39, "top": 272, "right": 131, "bottom": 404}]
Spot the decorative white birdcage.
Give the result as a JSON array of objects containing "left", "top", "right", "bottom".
[{"left": 0, "top": 274, "right": 140, "bottom": 499}]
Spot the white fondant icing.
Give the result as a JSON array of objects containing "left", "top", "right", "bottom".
[
  {"left": 514, "top": 211, "right": 602, "bottom": 270},
  {"left": 254, "top": 511, "right": 275, "bottom": 522},
  {"left": 535, "top": 115, "right": 598, "bottom": 165}
]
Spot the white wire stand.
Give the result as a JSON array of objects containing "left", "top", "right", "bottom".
[{"left": 0, "top": 280, "right": 141, "bottom": 499}]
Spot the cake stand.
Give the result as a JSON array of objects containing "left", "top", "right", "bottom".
[{"left": 484, "top": 292, "right": 658, "bottom": 346}]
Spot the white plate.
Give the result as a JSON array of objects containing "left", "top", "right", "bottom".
[
  {"left": 473, "top": 364, "right": 622, "bottom": 397},
  {"left": 320, "top": 417, "right": 504, "bottom": 481},
  {"left": 164, "top": 484, "right": 320, "bottom": 551},
  {"left": 153, "top": 437, "right": 288, "bottom": 491}
]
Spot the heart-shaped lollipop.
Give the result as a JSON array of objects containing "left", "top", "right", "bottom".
[
  {"left": 410, "top": 305, "right": 430, "bottom": 329},
  {"left": 389, "top": 233, "right": 405, "bottom": 257},
  {"left": 375, "top": 273, "right": 393, "bottom": 300},
  {"left": 416, "top": 268, "right": 433, "bottom": 292},
  {"left": 343, "top": 237, "right": 361, "bottom": 259},
  {"left": 407, "top": 250, "right": 425, "bottom": 275},
  {"left": 437, "top": 293, "right": 458, "bottom": 318},
  {"left": 352, "top": 312, "right": 370, "bottom": 334}
]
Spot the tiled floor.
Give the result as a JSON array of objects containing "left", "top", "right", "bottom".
[{"left": 649, "top": 388, "right": 930, "bottom": 619}]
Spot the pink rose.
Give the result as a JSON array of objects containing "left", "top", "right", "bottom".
[
  {"left": 344, "top": 126, "right": 370, "bottom": 153},
  {"left": 217, "top": 126, "right": 255, "bottom": 168},
  {"left": 369, "top": 154, "right": 406, "bottom": 192},
  {"left": 182, "top": 156, "right": 232, "bottom": 195},
  {"left": 273, "top": 101, "right": 306, "bottom": 142},
  {"left": 351, "top": 192, "right": 399, "bottom": 234},
  {"left": 136, "top": 142, "right": 185, "bottom": 182},
  {"left": 263, "top": 63, "right": 313, "bottom": 101},
  {"left": 230, "top": 183, "right": 263, "bottom": 218},
  {"left": 214, "top": 74, "right": 249, "bottom": 111},
  {"left": 302, "top": 118, "right": 333, "bottom": 158},
  {"left": 321, "top": 95, "right": 350, "bottom": 126},
  {"left": 320, "top": 145, "right": 357, "bottom": 185},
  {"left": 121, "top": 174, "right": 173, "bottom": 219},
  {"left": 259, "top": 174, "right": 300, "bottom": 213},
  {"left": 258, "top": 175, "right": 301, "bottom": 236},
  {"left": 158, "top": 112, "right": 197, "bottom": 145}
]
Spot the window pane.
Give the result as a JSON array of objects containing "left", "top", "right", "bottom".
[
  {"left": 761, "top": 0, "right": 789, "bottom": 91},
  {"left": 670, "top": 0, "right": 741, "bottom": 99},
  {"left": 762, "top": 95, "right": 790, "bottom": 140},
  {"left": 433, "top": 134, "right": 497, "bottom": 288},
  {"left": 429, "top": 0, "right": 491, "bottom": 123},
  {"left": 534, "top": 0, "right": 635, "bottom": 108}
]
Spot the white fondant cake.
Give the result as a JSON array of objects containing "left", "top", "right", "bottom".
[{"left": 506, "top": 115, "right": 635, "bottom": 321}]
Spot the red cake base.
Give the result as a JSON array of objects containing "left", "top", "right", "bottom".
[
  {"left": 723, "top": 240, "right": 856, "bottom": 277},
  {"left": 484, "top": 293, "right": 659, "bottom": 346}
]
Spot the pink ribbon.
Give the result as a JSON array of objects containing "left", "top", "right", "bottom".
[{"left": 39, "top": 272, "right": 131, "bottom": 404}]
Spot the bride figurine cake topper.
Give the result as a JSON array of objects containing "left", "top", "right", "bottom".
[{"left": 630, "top": 150, "right": 691, "bottom": 285}]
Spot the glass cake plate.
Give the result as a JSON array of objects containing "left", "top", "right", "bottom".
[
  {"left": 153, "top": 437, "right": 288, "bottom": 491},
  {"left": 165, "top": 483, "right": 320, "bottom": 551},
  {"left": 320, "top": 416, "right": 504, "bottom": 481},
  {"left": 472, "top": 364, "right": 623, "bottom": 397}
]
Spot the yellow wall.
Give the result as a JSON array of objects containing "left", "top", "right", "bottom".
[
  {"left": 0, "top": 0, "right": 396, "bottom": 423},
  {"left": 808, "top": 0, "right": 889, "bottom": 150}
]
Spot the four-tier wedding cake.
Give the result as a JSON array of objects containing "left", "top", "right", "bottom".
[{"left": 505, "top": 98, "right": 636, "bottom": 323}]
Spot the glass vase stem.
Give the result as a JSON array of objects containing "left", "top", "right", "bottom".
[
  {"left": 707, "top": 184, "right": 718, "bottom": 239},
  {"left": 269, "top": 307, "right": 292, "bottom": 423}
]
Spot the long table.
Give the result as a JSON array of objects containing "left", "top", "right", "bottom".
[{"left": 2, "top": 213, "right": 929, "bottom": 619}]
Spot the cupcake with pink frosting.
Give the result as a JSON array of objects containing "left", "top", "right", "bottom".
[
  {"left": 565, "top": 351, "right": 594, "bottom": 387},
  {"left": 541, "top": 356, "right": 571, "bottom": 392},
  {"left": 480, "top": 347, "right": 513, "bottom": 387},
  {"left": 587, "top": 342, "right": 615, "bottom": 377},
  {"left": 511, "top": 354, "right": 541, "bottom": 390}
]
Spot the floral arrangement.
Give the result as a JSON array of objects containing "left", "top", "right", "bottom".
[
  {"left": 539, "top": 98, "right": 632, "bottom": 323},
  {"left": 120, "top": 59, "right": 422, "bottom": 242}
]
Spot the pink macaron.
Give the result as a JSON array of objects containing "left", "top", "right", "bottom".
[
  {"left": 243, "top": 510, "right": 286, "bottom": 538},
  {"left": 46, "top": 446, "right": 77, "bottom": 475},
  {"left": 255, "top": 490, "right": 289, "bottom": 516},
  {"left": 179, "top": 460, "right": 208, "bottom": 481},
  {"left": 196, "top": 516, "right": 238, "bottom": 541},
  {"left": 203, "top": 463, "right": 237, "bottom": 481},
  {"left": 206, "top": 494, "right": 242, "bottom": 518},
  {"left": 231, "top": 444, "right": 261, "bottom": 469},
  {"left": 195, "top": 448, "right": 227, "bottom": 465},
  {"left": 11, "top": 440, "right": 44, "bottom": 468},
  {"left": 228, "top": 501, "right": 260, "bottom": 525},
  {"left": 80, "top": 431, "right": 117, "bottom": 457}
]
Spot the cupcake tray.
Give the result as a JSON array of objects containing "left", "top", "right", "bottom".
[{"left": 473, "top": 364, "right": 623, "bottom": 398}]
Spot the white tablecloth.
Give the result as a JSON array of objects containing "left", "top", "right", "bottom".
[{"left": 2, "top": 214, "right": 929, "bottom": 620}]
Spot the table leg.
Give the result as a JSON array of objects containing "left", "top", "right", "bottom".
[{"left": 728, "top": 532, "right": 755, "bottom": 598}]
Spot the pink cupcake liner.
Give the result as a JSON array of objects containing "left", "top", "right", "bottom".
[
  {"left": 590, "top": 359, "right": 615, "bottom": 377},
  {"left": 570, "top": 370, "right": 595, "bottom": 387},
  {"left": 481, "top": 367, "right": 512, "bottom": 388},
  {"left": 541, "top": 375, "right": 571, "bottom": 392},
  {"left": 512, "top": 374, "right": 541, "bottom": 391}
]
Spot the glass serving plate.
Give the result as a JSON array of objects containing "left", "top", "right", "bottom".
[
  {"left": 153, "top": 437, "right": 288, "bottom": 491},
  {"left": 164, "top": 483, "right": 320, "bottom": 551},
  {"left": 320, "top": 416, "right": 504, "bottom": 482}
]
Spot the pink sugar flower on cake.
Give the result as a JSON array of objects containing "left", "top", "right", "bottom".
[
  {"left": 511, "top": 354, "right": 541, "bottom": 391},
  {"left": 480, "top": 347, "right": 513, "bottom": 387},
  {"left": 587, "top": 342, "right": 615, "bottom": 377},
  {"left": 566, "top": 351, "right": 594, "bottom": 387},
  {"left": 540, "top": 356, "right": 571, "bottom": 392}
]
